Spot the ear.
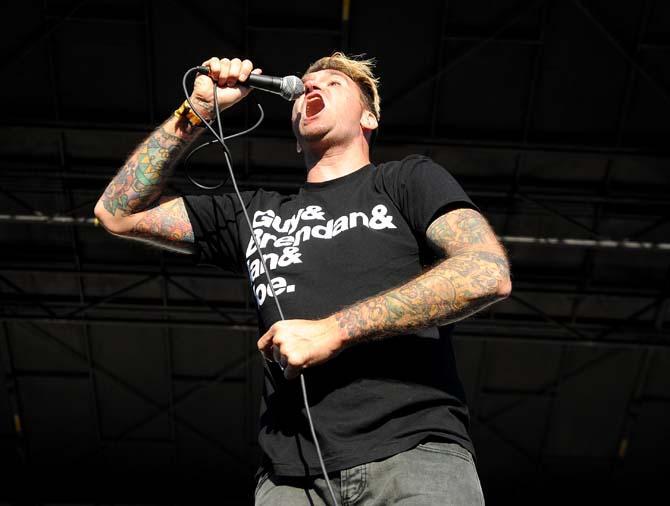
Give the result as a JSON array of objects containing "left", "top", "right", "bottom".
[{"left": 360, "top": 110, "right": 378, "bottom": 132}]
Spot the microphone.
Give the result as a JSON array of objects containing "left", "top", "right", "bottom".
[{"left": 196, "top": 66, "right": 304, "bottom": 101}]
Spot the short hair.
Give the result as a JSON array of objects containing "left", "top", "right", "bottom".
[{"left": 302, "top": 52, "right": 381, "bottom": 121}]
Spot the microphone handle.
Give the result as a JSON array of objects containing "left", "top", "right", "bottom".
[
  {"left": 194, "top": 66, "right": 289, "bottom": 98},
  {"left": 245, "top": 74, "right": 283, "bottom": 94}
]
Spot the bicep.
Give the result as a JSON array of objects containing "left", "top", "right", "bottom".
[
  {"left": 111, "top": 196, "right": 195, "bottom": 254},
  {"left": 426, "top": 207, "right": 505, "bottom": 258}
]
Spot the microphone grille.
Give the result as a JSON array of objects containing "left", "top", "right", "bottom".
[{"left": 280, "top": 75, "right": 305, "bottom": 101}]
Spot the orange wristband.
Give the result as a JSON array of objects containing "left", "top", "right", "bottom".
[{"left": 174, "top": 100, "right": 206, "bottom": 127}]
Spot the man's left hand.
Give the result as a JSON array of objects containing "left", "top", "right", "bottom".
[{"left": 257, "top": 317, "right": 345, "bottom": 380}]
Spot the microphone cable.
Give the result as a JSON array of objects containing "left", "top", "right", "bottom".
[{"left": 181, "top": 66, "right": 340, "bottom": 506}]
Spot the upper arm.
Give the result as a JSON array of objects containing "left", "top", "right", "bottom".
[
  {"left": 426, "top": 207, "right": 506, "bottom": 259},
  {"left": 426, "top": 207, "right": 512, "bottom": 295},
  {"left": 100, "top": 196, "right": 195, "bottom": 255}
]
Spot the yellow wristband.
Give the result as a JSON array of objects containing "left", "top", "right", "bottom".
[{"left": 174, "top": 100, "right": 206, "bottom": 127}]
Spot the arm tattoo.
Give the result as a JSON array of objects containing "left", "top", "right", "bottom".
[
  {"left": 131, "top": 198, "right": 194, "bottom": 242},
  {"left": 426, "top": 207, "right": 501, "bottom": 256},
  {"left": 101, "top": 125, "right": 187, "bottom": 217},
  {"left": 117, "top": 198, "right": 194, "bottom": 255},
  {"left": 335, "top": 208, "right": 511, "bottom": 343}
]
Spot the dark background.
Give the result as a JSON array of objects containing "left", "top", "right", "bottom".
[{"left": 1, "top": 0, "right": 669, "bottom": 504}]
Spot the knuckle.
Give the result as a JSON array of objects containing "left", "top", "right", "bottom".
[{"left": 287, "top": 353, "right": 302, "bottom": 367}]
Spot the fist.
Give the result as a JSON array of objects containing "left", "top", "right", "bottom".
[
  {"left": 190, "top": 57, "right": 262, "bottom": 119},
  {"left": 257, "top": 317, "right": 345, "bottom": 380}
]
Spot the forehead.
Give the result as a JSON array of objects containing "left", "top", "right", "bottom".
[{"left": 301, "top": 69, "right": 351, "bottom": 83}]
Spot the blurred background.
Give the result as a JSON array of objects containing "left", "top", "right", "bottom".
[{"left": 0, "top": 0, "right": 669, "bottom": 504}]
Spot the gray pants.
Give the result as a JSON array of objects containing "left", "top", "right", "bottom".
[{"left": 254, "top": 440, "right": 485, "bottom": 505}]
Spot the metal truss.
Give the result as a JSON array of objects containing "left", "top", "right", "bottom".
[{"left": 2, "top": 0, "right": 669, "bottom": 486}]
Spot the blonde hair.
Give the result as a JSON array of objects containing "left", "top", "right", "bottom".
[{"left": 303, "top": 52, "right": 381, "bottom": 121}]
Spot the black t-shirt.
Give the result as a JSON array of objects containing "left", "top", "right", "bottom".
[{"left": 183, "top": 155, "right": 480, "bottom": 476}]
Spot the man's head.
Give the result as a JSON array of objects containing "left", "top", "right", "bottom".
[{"left": 292, "top": 52, "right": 380, "bottom": 154}]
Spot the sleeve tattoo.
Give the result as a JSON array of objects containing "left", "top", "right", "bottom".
[
  {"left": 334, "top": 208, "right": 511, "bottom": 343},
  {"left": 101, "top": 126, "right": 187, "bottom": 217}
]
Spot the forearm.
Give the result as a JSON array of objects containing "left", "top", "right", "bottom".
[
  {"left": 332, "top": 249, "right": 511, "bottom": 345},
  {"left": 95, "top": 112, "right": 206, "bottom": 220}
]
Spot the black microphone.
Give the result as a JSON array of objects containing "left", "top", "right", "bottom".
[{"left": 196, "top": 66, "right": 304, "bottom": 101}]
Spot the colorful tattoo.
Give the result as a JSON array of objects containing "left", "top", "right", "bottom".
[
  {"left": 426, "top": 207, "right": 501, "bottom": 256},
  {"left": 101, "top": 126, "right": 186, "bottom": 217},
  {"left": 334, "top": 208, "right": 511, "bottom": 342},
  {"left": 131, "top": 198, "right": 194, "bottom": 241}
]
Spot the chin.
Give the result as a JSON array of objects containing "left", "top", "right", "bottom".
[{"left": 299, "top": 125, "right": 331, "bottom": 143}]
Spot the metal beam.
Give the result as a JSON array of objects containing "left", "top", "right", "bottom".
[
  {"left": 0, "top": 0, "right": 87, "bottom": 74},
  {"left": 2, "top": 121, "right": 669, "bottom": 160},
  {"left": 382, "top": 0, "right": 548, "bottom": 113},
  {"left": 1, "top": 314, "right": 667, "bottom": 347},
  {"left": 10, "top": 318, "right": 250, "bottom": 466},
  {"left": 1, "top": 263, "right": 666, "bottom": 297},
  {"left": 4, "top": 212, "right": 670, "bottom": 251},
  {"left": 0, "top": 322, "right": 29, "bottom": 465},
  {"left": 69, "top": 343, "right": 258, "bottom": 465},
  {"left": 480, "top": 293, "right": 666, "bottom": 425},
  {"left": 571, "top": 0, "right": 670, "bottom": 109}
]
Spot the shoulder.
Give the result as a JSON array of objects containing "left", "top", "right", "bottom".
[
  {"left": 376, "top": 154, "right": 435, "bottom": 171},
  {"left": 232, "top": 188, "right": 292, "bottom": 210},
  {"left": 375, "top": 155, "right": 454, "bottom": 192},
  {"left": 376, "top": 155, "right": 446, "bottom": 179}
]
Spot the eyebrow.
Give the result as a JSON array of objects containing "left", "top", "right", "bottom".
[{"left": 302, "top": 70, "right": 348, "bottom": 82}]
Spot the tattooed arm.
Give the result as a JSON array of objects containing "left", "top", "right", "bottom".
[
  {"left": 257, "top": 207, "right": 511, "bottom": 379},
  {"left": 94, "top": 57, "right": 261, "bottom": 253},
  {"left": 332, "top": 207, "right": 511, "bottom": 342},
  {"left": 93, "top": 115, "right": 201, "bottom": 253}
]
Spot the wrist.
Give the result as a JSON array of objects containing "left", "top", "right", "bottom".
[
  {"left": 328, "top": 310, "right": 366, "bottom": 350},
  {"left": 324, "top": 314, "right": 350, "bottom": 351},
  {"left": 188, "top": 96, "right": 216, "bottom": 123},
  {"left": 174, "top": 98, "right": 214, "bottom": 129}
]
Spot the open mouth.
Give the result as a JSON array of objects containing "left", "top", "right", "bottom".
[{"left": 305, "top": 94, "right": 325, "bottom": 118}]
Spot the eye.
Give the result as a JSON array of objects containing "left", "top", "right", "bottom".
[{"left": 329, "top": 80, "right": 341, "bottom": 86}]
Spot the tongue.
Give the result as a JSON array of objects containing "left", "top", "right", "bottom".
[{"left": 307, "top": 97, "right": 325, "bottom": 118}]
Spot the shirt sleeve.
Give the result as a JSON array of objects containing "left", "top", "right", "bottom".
[
  {"left": 182, "top": 192, "right": 250, "bottom": 272},
  {"left": 381, "top": 155, "right": 480, "bottom": 236}
]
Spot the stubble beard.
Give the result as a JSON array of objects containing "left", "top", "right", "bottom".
[{"left": 299, "top": 121, "right": 331, "bottom": 144}]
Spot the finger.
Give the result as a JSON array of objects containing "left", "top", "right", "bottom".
[
  {"left": 218, "top": 58, "right": 231, "bottom": 87},
  {"left": 227, "top": 58, "right": 242, "bottom": 87},
  {"left": 239, "top": 59, "right": 253, "bottom": 82},
  {"left": 257, "top": 328, "right": 274, "bottom": 361},
  {"left": 203, "top": 57, "right": 221, "bottom": 82}
]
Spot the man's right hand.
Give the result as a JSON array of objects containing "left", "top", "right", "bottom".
[{"left": 190, "top": 57, "right": 263, "bottom": 120}]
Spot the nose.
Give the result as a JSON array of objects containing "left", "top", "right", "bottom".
[{"left": 303, "top": 79, "right": 321, "bottom": 94}]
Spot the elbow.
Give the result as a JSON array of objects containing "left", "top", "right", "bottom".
[
  {"left": 94, "top": 200, "right": 126, "bottom": 235},
  {"left": 93, "top": 200, "right": 106, "bottom": 222},
  {"left": 496, "top": 275, "right": 512, "bottom": 299},
  {"left": 94, "top": 200, "right": 112, "bottom": 230}
]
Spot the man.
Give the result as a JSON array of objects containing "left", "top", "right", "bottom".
[{"left": 95, "top": 52, "right": 511, "bottom": 505}]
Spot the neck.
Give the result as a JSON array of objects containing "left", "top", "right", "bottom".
[{"left": 303, "top": 137, "right": 371, "bottom": 183}]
